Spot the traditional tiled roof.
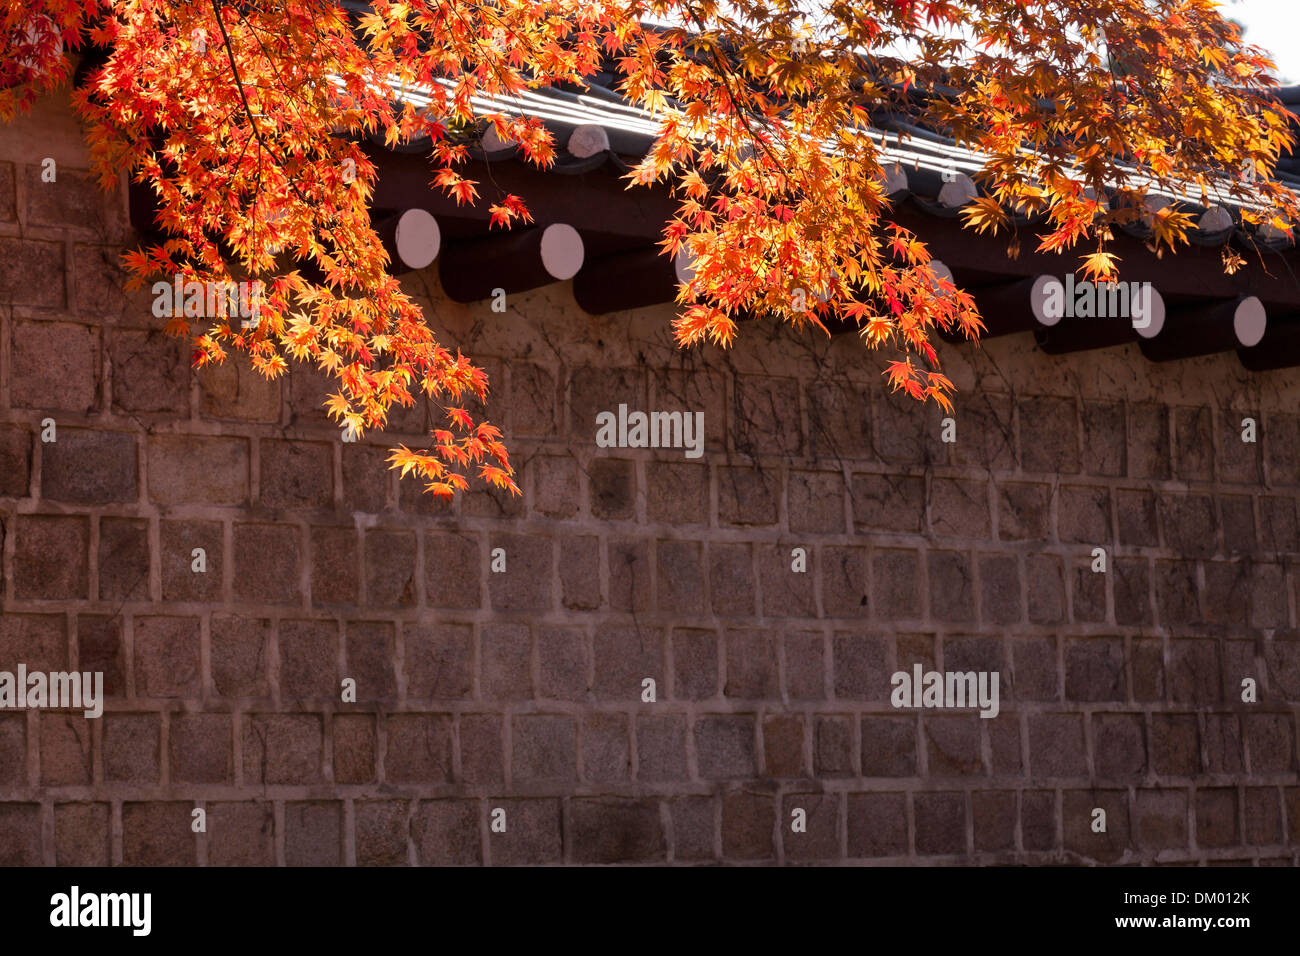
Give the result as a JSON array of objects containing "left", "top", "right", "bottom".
[
  {"left": 112, "top": 14, "right": 1300, "bottom": 368},
  {"left": 365, "top": 55, "right": 1300, "bottom": 245}
]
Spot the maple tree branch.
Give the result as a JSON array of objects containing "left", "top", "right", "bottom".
[
  {"left": 675, "top": 3, "right": 791, "bottom": 181},
  {"left": 213, "top": 1, "right": 390, "bottom": 290},
  {"left": 233, "top": 11, "right": 314, "bottom": 131},
  {"left": 208, "top": 0, "right": 315, "bottom": 220}
]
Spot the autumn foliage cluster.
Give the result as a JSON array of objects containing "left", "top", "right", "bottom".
[{"left": 1, "top": 0, "right": 1296, "bottom": 497}]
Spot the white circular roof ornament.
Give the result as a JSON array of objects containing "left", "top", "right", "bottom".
[
  {"left": 481, "top": 125, "right": 515, "bottom": 153},
  {"left": 1132, "top": 286, "right": 1164, "bottom": 339},
  {"left": 540, "top": 223, "right": 584, "bottom": 280},
  {"left": 394, "top": 208, "right": 440, "bottom": 271},
  {"left": 1257, "top": 221, "right": 1294, "bottom": 245},
  {"left": 929, "top": 258, "right": 953, "bottom": 290},
  {"left": 1233, "top": 296, "right": 1266, "bottom": 347},
  {"left": 1030, "top": 275, "right": 1064, "bottom": 326},
  {"left": 567, "top": 124, "right": 610, "bottom": 159},
  {"left": 674, "top": 247, "right": 697, "bottom": 284},
  {"left": 937, "top": 173, "right": 978, "bottom": 209},
  {"left": 881, "top": 162, "right": 909, "bottom": 196},
  {"left": 1198, "top": 206, "right": 1233, "bottom": 233}
]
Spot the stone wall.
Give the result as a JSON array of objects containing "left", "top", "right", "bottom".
[{"left": 0, "top": 95, "right": 1298, "bottom": 865}]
